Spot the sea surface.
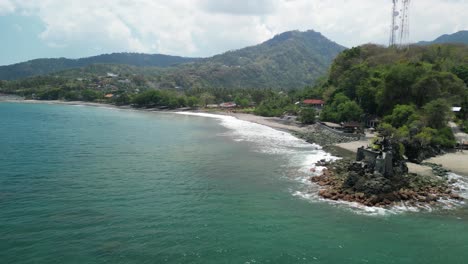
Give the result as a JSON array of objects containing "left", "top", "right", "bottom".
[{"left": 1, "top": 102, "right": 468, "bottom": 264}]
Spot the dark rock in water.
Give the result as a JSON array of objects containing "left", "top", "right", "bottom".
[
  {"left": 311, "top": 136, "right": 461, "bottom": 207},
  {"left": 425, "top": 194, "right": 439, "bottom": 202},
  {"left": 450, "top": 193, "right": 462, "bottom": 200}
]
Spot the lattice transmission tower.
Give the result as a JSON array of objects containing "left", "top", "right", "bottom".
[{"left": 389, "top": 0, "right": 411, "bottom": 48}]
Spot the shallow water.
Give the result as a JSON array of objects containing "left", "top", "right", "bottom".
[{"left": 1, "top": 103, "right": 468, "bottom": 264}]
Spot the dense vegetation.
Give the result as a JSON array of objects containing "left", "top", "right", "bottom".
[{"left": 316, "top": 44, "right": 468, "bottom": 161}]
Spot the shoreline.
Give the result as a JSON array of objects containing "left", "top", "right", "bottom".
[
  {"left": 3, "top": 98, "right": 467, "bottom": 176},
  {"left": 2, "top": 98, "right": 467, "bottom": 212}
]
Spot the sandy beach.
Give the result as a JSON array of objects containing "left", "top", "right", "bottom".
[
  {"left": 426, "top": 152, "right": 468, "bottom": 176},
  {"left": 227, "top": 112, "right": 308, "bottom": 133}
]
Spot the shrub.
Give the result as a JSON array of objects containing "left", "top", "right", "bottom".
[{"left": 298, "top": 108, "right": 317, "bottom": 124}]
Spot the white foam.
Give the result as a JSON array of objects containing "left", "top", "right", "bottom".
[
  {"left": 176, "top": 112, "right": 337, "bottom": 178},
  {"left": 448, "top": 172, "right": 468, "bottom": 199},
  {"left": 175, "top": 112, "right": 468, "bottom": 216},
  {"left": 175, "top": 112, "right": 330, "bottom": 156}
]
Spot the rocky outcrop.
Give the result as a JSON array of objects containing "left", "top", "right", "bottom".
[{"left": 312, "top": 159, "right": 463, "bottom": 207}]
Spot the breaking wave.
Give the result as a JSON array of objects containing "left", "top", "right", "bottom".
[{"left": 175, "top": 112, "right": 468, "bottom": 216}]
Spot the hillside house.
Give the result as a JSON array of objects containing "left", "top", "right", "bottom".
[{"left": 302, "top": 99, "right": 325, "bottom": 110}]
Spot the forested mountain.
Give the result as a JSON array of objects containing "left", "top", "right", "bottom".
[
  {"left": 0, "top": 53, "right": 199, "bottom": 80},
  {"left": 168, "top": 30, "right": 346, "bottom": 89},
  {"left": 0, "top": 30, "right": 346, "bottom": 89},
  {"left": 418, "top": 30, "right": 468, "bottom": 45}
]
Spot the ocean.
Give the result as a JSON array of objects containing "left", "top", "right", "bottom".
[{"left": 1, "top": 102, "right": 468, "bottom": 264}]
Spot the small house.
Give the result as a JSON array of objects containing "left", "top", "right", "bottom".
[
  {"left": 364, "top": 116, "right": 380, "bottom": 128},
  {"left": 303, "top": 99, "right": 325, "bottom": 110},
  {"left": 104, "top": 93, "right": 114, "bottom": 99},
  {"left": 342, "top": 121, "right": 362, "bottom": 134},
  {"left": 220, "top": 102, "right": 237, "bottom": 108}
]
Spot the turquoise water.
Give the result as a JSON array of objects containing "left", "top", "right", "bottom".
[{"left": 1, "top": 102, "right": 468, "bottom": 264}]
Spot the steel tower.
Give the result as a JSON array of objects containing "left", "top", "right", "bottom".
[{"left": 389, "top": 0, "right": 411, "bottom": 48}]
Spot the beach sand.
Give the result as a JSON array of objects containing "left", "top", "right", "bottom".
[
  {"left": 426, "top": 152, "right": 468, "bottom": 176},
  {"left": 227, "top": 113, "right": 308, "bottom": 133}
]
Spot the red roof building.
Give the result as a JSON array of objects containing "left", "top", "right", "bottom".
[{"left": 303, "top": 99, "right": 325, "bottom": 105}]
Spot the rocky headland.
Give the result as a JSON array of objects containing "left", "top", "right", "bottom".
[{"left": 312, "top": 160, "right": 464, "bottom": 207}]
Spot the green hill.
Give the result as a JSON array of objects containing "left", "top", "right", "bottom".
[
  {"left": 0, "top": 30, "right": 346, "bottom": 89},
  {"left": 316, "top": 43, "right": 468, "bottom": 161},
  {"left": 168, "top": 30, "right": 346, "bottom": 89},
  {"left": 0, "top": 53, "right": 199, "bottom": 81},
  {"left": 418, "top": 30, "right": 468, "bottom": 45}
]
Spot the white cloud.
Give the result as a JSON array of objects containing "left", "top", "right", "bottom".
[
  {"left": 199, "top": 0, "right": 279, "bottom": 15},
  {"left": 2, "top": 0, "right": 468, "bottom": 57},
  {"left": 0, "top": 0, "right": 15, "bottom": 14}
]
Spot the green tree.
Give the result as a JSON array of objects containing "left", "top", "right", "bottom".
[
  {"left": 337, "top": 101, "right": 363, "bottom": 122},
  {"left": 186, "top": 96, "right": 199, "bottom": 107},
  {"left": 422, "top": 99, "right": 451, "bottom": 129},
  {"left": 383, "top": 104, "right": 417, "bottom": 128},
  {"left": 114, "top": 94, "right": 131, "bottom": 105},
  {"left": 381, "top": 63, "right": 427, "bottom": 113},
  {"left": 452, "top": 65, "right": 468, "bottom": 86},
  {"left": 199, "top": 92, "right": 215, "bottom": 107},
  {"left": 132, "top": 90, "right": 162, "bottom": 107},
  {"left": 81, "top": 89, "right": 102, "bottom": 102},
  {"left": 234, "top": 96, "right": 250, "bottom": 108},
  {"left": 298, "top": 108, "right": 316, "bottom": 124},
  {"left": 63, "top": 91, "right": 80, "bottom": 101},
  {"left": 38, "top": 88, "right": 62, "bottom": 100}
]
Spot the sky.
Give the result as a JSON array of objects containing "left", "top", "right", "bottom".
[{"left": 0, "top": 0, "right": 467, "bottom": 66}]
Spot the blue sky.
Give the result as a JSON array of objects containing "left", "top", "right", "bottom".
[
  {"left": 0, "top": 14, "right": 106, "bottom": 64},
  {"left": 0, "top": 0, "right": 467, "bottom": 66}
]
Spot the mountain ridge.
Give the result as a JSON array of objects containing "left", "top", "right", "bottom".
[
  {"left": 417, "top": 30, "right": 468, "bottom": 45},
  {"left": 0, "top": 53, "right": 199, "bottom": 81},
  {"left": 0, "top": 30, "right": 347, "bottom": 89},
  {"left": 166, "top": 30, "right": 346, "bottom": 89}
]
